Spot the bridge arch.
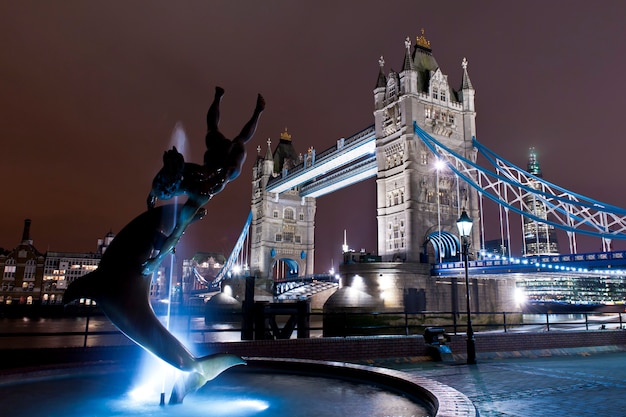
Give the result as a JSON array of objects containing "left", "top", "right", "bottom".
[
  {"left": 424, "top": 231, "right": 460, "bottom": 263},
  {"left": 271, "top": 257, "right": 300, "bottom": 280}
]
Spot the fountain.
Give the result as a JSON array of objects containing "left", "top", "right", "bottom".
[
  {"left": 2, "top": 87, "right": 476, "bottom": 416},
  {"left": 0, "top": 358, "right": 445, "bottom": 416}
]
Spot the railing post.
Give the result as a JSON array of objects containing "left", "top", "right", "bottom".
[
  {"left": 546, "top": 313, "right": 550, "bottom": 331},
  {"left": 585, "top": 313, "right": 589, "bottom": 330},
  {"left": 83, "top": 313, "right": 90, "bottom": 348},
  {"left": 404, "top": 312, "right": 409, "bottom": 336},
  {"left": 503, "top": 312, "right": 507, "bottom": 333},
  {"left": 452, "top": 311, "right": 458, "bottom": 335},
  {"left": 620, "top": 312, "right": 623, "bottom": 329}
]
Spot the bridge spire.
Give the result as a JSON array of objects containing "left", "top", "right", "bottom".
[
  {"left": 402, "top": 37, "right": 415, "bottom": 72},
  {"left": 265, "top": 138, "right": 273, "bottom": 160},
  {"left": 459, "top": 57, "right": 475, "bottom": 112},
  {"left": 375, "top": 56, "right": 386, "bottom": 89}
]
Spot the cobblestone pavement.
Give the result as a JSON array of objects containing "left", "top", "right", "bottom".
[{"left": 380, "top": 350, "right": 626, "bottom": 417}]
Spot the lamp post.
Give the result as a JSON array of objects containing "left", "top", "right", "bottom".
[{"left": 456, "top": 209, "right": 477, "bottom": 365}]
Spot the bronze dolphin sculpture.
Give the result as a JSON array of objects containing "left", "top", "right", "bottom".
[{"left": 64, "top": 204, "right": 244, "bottom": 404}]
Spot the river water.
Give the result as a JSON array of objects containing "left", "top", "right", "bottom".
[{"left": 0, "top": 315, "right": 245, "bottom": 349}]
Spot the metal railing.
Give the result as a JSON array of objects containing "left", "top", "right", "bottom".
[{"left": 0, "top": 309, "right": 624, "bottom": 349}]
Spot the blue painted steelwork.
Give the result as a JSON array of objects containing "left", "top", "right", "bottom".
[
  {"left": 273, "top": 258, "right": 300, "bottom": 278},
  {"left": 212, "top": 210, "right": 253, "bottom": 286},
  {"left": 266, "top": 125, "right": 376, "bottom": 195},
  {"left": 426, "top": 231, "right": 460, "bottom": 261},
  {"left": 413, "top": 121, "right": 626, "bottom": 241},
  {"left": 433, "top": 250, "right": 626, "bottom": 276}
]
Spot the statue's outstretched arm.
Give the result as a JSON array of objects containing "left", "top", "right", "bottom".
[
  {"left": 206, "top": 86, "right": 224, "bottom": 133},
  {"left": 234, "top": 94, "right": 265, "bottom": 144}
]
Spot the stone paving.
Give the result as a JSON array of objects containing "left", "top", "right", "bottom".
[{"left": 379, "top": 349, "right": 626, "bottom": 417}]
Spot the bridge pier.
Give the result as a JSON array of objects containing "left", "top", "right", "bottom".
[{"left": 324, "top": 262, "right": 518, "bottom": 314}]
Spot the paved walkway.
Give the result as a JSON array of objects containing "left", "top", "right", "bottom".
[{"left": 378, "top": 349, "right": 626, "bottom": 417}]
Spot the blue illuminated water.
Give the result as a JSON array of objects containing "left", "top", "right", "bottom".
[{"left": 0, "top": 367, "right": 431, "bottom": 417}]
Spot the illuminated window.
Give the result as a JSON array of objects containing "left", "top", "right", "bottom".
[
  {"left": 23, "top": 259, "right": 36, "bottom": 280},
  {"left": 3, "top": 259, "right": 16, "bottom": 279}
]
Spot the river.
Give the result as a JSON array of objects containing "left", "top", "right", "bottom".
[{"left": 0, "top": 314, "right": 244, "bottom": 349}]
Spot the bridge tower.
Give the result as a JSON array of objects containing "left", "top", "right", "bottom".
[
  {"left": 250, "top": 129, "right": 316, "bottom": 279},
  {"left": 374, "top": 32, "right": 480, "bottom": 263}
]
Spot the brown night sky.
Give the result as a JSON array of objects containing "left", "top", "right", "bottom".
[{"left": 1, "top": 1, "right": 625, "bottom": 271}]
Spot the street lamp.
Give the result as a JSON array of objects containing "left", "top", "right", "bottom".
[{"left": 456, "top": 209, "right": 477, "bottom": 365}]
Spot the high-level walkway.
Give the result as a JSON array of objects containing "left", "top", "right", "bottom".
[{"left": 381, "top": 349, "right": 626, "bottom": 416}]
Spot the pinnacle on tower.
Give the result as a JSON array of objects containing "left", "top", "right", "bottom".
[
  {"left": 460, "top": 57, "right": 474, "bottom": 90},
  {"left": 265, "top": 138, "right": 273, "bottom": 160},
  {"left": 375, "top": 56, "right": 386, "bottom": 88},
  {"left": 402, "top": 37, "right": 415, "bottom": 72}
]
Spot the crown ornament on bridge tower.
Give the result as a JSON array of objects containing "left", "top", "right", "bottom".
[
  {"left": 416, "top": 28, "right": 431, "bottom": 49},
  {"left": 280, "top": 127, "right": 292, "bottom": 141}
]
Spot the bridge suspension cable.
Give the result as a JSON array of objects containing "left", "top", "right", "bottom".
[
  {"left": 211, "top": 210, "right": 253, "bottom": 286},
  {"left": 413, "top": 121, "right": 626, "bottom": 251}
]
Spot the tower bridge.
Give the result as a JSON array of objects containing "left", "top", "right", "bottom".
[
  {"left": 203, "top": 32, "right": 626, "bottom": 312},
  {"left": 265, "top": 125, "right": 376, "bottom": 197}
]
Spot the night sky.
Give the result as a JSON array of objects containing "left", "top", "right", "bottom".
[{"left": 1, "top": 1, "right": 625, "bottom": 271}]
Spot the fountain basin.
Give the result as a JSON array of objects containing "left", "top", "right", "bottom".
[{"left": 0, "top": 357, "right": 475, "bottom": 416}]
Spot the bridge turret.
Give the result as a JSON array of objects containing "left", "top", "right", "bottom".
[
  {"left": 400, "top": 37, "right": 418, "bottom": 95},
  {"left": 263, "top": 138, "right": 274, "bottom": 178},
  {"left": 373, "top": 56, "right": 387, "bottom": 111},
  {"left": 459, "top": 57, "right": 475, "bottom": 112}
]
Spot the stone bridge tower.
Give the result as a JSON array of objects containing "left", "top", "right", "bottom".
[
  {"left": 374, "top": 32, "right": 480, "bottom": 263},
  {"left": 250, "top": 129, "right": 316, "bottom": 279}
]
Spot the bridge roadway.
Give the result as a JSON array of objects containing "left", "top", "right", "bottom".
[
  {"left": 433, "top": 250, "right": 626, "bottom": 278},
  {"left": 265, "top": 125, "right": 376, "bottom": 197}
]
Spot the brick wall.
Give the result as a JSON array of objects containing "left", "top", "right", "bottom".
[
  {"left": 3, "top": 331, "right": 626, "bottom": 370},
  {"left": 205, "top": 336, "right": 429, "bottom": 361},
  {"left": 447, "top": 330, "right": 626, "bottom": 354}
]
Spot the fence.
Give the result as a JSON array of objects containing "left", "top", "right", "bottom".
[{"left": 1, "top": 309, "right": 624, "bottom": 349}]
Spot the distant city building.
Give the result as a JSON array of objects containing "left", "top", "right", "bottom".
[
  {"left": 483, "top": 239, "right": 508, "bottom": 257},
  {"left": 522, "top": 147, "right": 559, "bottom": 256},
  {"left": 42, "top": 251, "right": 100, "bottom": 304},
  {"left": 0, "top": 219, "right": 44, "bottom": 305}
]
